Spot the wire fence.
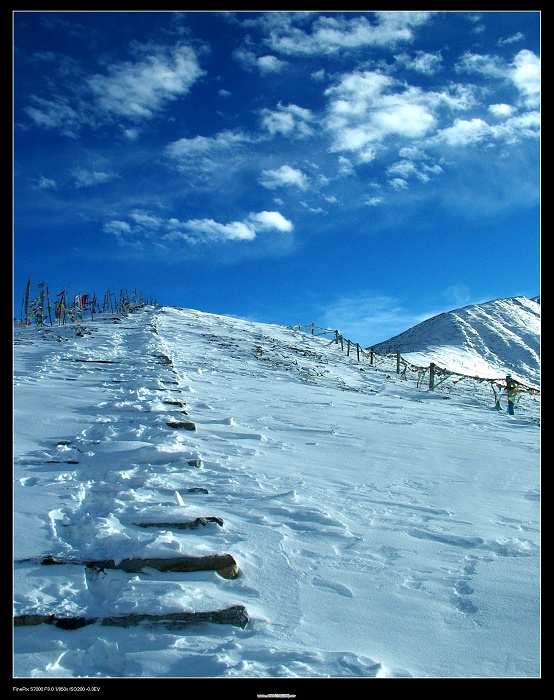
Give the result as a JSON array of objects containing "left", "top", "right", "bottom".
[{"left": 289, "top": 323, "right": 540, "bottom": 401}]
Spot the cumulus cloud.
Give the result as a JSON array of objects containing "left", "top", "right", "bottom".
[
  {"left": 257, "top": 55, "right": 287, "bottom": 73},
  {"left": 259, "top": 165, "right": 309, "bottom": 190},
  {"left": 324, "top": 70, "right": 437, "bottom": 157},
  {"left": 435, "top": 117, "right": 491, "bottom": 147},
  {"left": 456, "top": 48, "right": 540, "bottom": 110},
  {"left": 260, "top": 103, "right": 315, "bottom": 138},
  {"left": 387, "top": 159, "right": 432, "bottom": 184},
  {"left": 489, "top": 103, "right": 515, "bottom": 118},
  {"left": 389, "top": 177, "right": 409, "bottom": 189},
  {"left": 248, "top": 210, "right": 293, "bottom": 231},
  {"left": 510, "top": 49, "right": 540, "bottom": 109}
]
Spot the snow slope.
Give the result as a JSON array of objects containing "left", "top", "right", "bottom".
[{"left": 12, "top": 304, "right": 540, "bottom": 683}]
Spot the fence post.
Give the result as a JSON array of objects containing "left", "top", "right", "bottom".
[
  {"left": 340, "top": 335, "right": 344, "bottom": 351},
  {"left": 396, "top": 352, "right": 401, "bottom": 374},
  {"left": 429, "top": 363, "right": 435, "bottom": 390},
  {"left": 356, "top": 343, "right": 360, "bottom": 361},
  {"left": 347, "top": 339, "right": 350, "bottom": 356},
  {"left": 310, "top": 324, "right": 315, "bottom": 335},
  {"left": 370, "top": 349, "right": 374, "bottom": 366}
]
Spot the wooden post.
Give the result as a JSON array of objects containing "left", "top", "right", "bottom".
[
  {"left": 347, "top": 339, "right": 350, "bottom": 356},
  {"left": 396, "top": 352, "right": 401, "bottom": 374},
  {"left": 356, "top": 343, "right": 360, "bottom": 361},
  {"left": 340, "top": 335, "right": 344, "bottom": 351},
  {"left": 370, "top": 349, "right": 374, "bottom": 366},
  {"left": 429, "top": 363, "right": 435, "bottom": 390},
  {"left": 22, "top": 277, "right": 31, "bottom": 325}
]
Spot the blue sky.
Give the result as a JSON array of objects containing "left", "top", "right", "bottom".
[{"left": 13, "top": 11, "right": 540, "bottom": 347}]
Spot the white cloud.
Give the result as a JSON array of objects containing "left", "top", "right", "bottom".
[
  {"left": 387, "top": 160, "right": 419, "bottom": 179},
  {"left": 260, "top": 103, "right": 315, "bottom": 138},
  {"left": 510, "top": 49, "right": 540, "bottom": 109},
  {"left": 456, "top": 48, "right": 540, "bottom": 110},
  {"left": 337, "top": 156, "right": 354, "bottom": 176},
  {"left": 103, "top": 210, "right": 293, "bottom": 246},
  {"left": 183, "top": 219, "right": 257, "bottom": 241},
  {"left": 37, "top": 176, "right": 58, "bottom": 190},
  {"left": 103, "top": 220, "right": 134, "bottom": 244},
  {"left": 324, "top": 71, "right": 437, "bottom": 158},
  {"left": 129, "top": 210, "right": 164, "bottom": 230},
  {"left": 88, "top": 43, "right": 204, "bottom": 122},
  {"left": 455, "top": 51, "right": 507, "bottom": 79},
  {"left": 396, "top": 50, "right": 443, "bottom": 75},
  {"left": 232, "top": 48, "right": 286, "bottom": 74},
  {"left": 23, "top": 96, "right": 80, "bottom": 138},
  {"left": 122, "top": 127, "right": 140, "bottom": 140},
  {"left": 22, "top": 41, "right": 205, "bottom": 137},
  {"left": 498, "top": 32, "right": 525, "bottom": 46},
  {"left": 264, "top": 12, "right": 433, "bottom": 56},
  {"left": 257, "top": 55, "right": 287, "bottom": 73},
  {"left": 165, "top": 130, "right": 251, "bottom": 159},
  {"left": 389, "top": 177, "right": 409, "bottom": 189},
  {"left": 73, "top": 167, "right": 118, "bottom": 188},
  {"left": 435, "top": 117, "right": 491, "bottom": 147},
  {"left": 489, "top": 103, "right": 515, "bottom": 118},
  {"left": 248, "top": 211, "right": 293, "bottom": 232},
  {"left": 364, "top": 196, "right": 383, "bottom": 206},
  {"left": 259, "top": 165, "right": 309, "bottom": 190}
]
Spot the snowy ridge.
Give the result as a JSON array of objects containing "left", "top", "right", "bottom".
[{"left": 370, "top": 296, "right": 540, "bottom": 388}]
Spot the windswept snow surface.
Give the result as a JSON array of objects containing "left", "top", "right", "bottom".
[
  {"left": 13, "top": 306, "right": 540, "bottom": 682},
  {"left": 371, "top": 296, "right": 540, "bottom": 388}
]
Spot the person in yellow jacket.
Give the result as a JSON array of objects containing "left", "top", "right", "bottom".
[{"left": 504, "top": 375, "right": 518, "bottom": 415}]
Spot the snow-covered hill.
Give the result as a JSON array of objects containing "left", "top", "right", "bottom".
[
  {"left": 12, "top": 304, "right": 540, "bottom": 681},
  {"left": 369, "top": 296, "right": 540, "bottom": 388}
]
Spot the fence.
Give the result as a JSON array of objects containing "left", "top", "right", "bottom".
[
  {"left": 289, "top": 323, "right": 540, "bottom": 398},
  {"left": 14, "top": 278, "right": 157, "bottom": 327}
]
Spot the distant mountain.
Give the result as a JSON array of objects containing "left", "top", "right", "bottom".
[{"left": 369, "top": 296, "right": 540, "bottom": 388}]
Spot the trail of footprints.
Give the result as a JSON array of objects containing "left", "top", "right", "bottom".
[{"left": 14, "top": 315, "right": 249, "bottom": 632}]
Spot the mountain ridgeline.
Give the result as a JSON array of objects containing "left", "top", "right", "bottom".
[{"left": 369, "top": 296, "right": 540, "bottom": 388}]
